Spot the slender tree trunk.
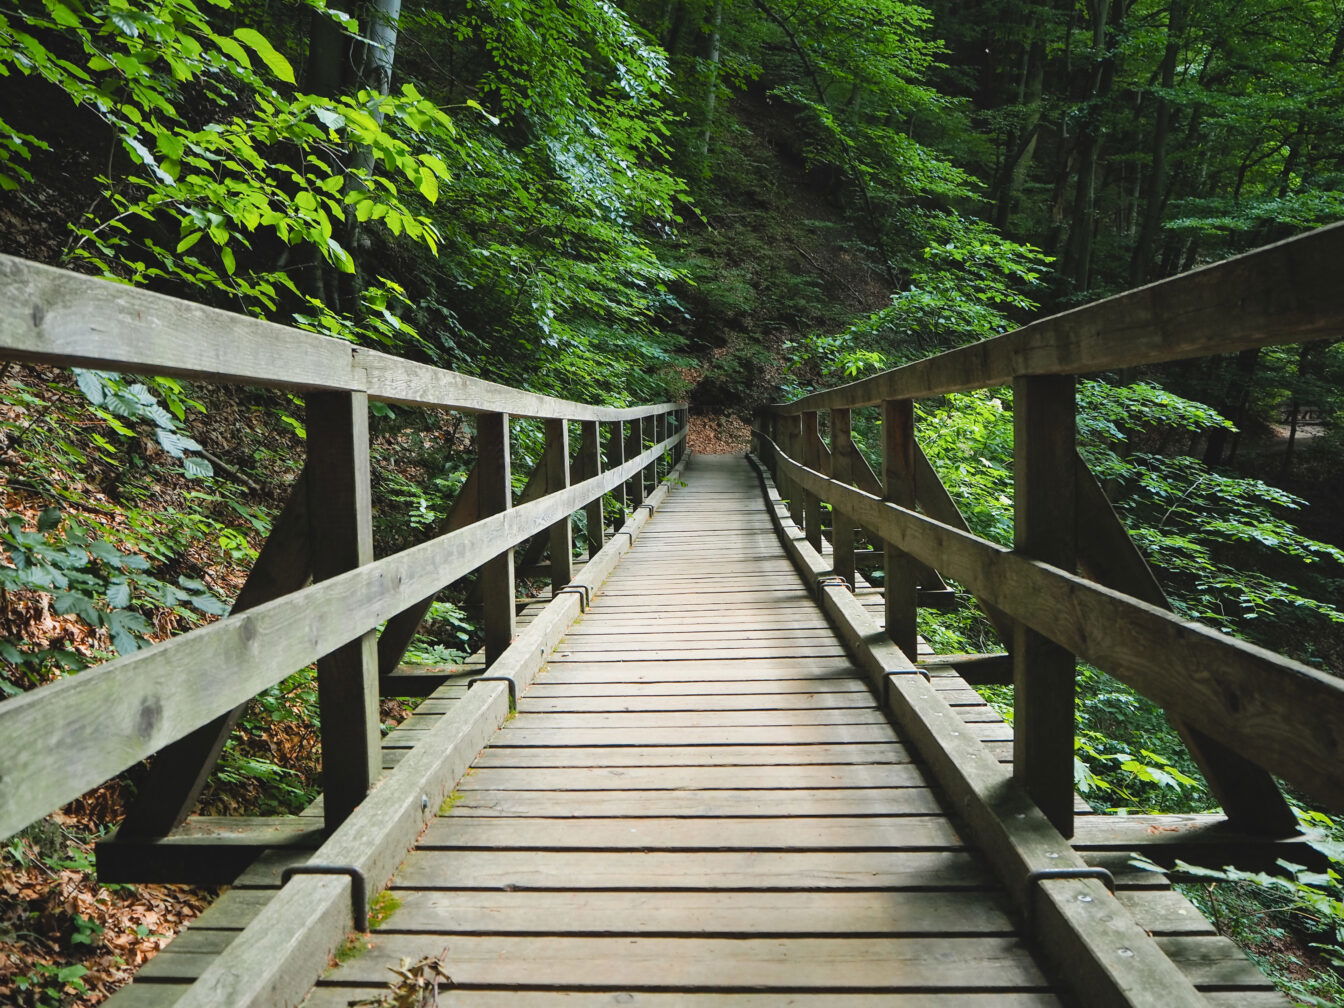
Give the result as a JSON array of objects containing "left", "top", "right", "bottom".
[
  {"left": 695, "top": 0, "right": 726, "bottom": 170},
  {"left": 1129, "top": 0, "right": 1184, "bottom": 286},
  {"left": 1062, "top": 0, "right": 1117, "bottom": 295}
]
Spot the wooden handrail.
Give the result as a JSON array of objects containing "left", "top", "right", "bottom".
[
  {"left": 0, "top": 253, "right": 687, "bottom": 843},
  {"left": 774, "top": 220, "right": 1344, "bottom": 413},
  {"left": 0, "top": 254, "right": 677, "bottom": 422},
  {"left": 758, "top": 224, "right": 1344, "bottom": 836}
]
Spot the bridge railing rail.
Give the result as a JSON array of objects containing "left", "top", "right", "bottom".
[
  {"left": 755, "top": 221, "right": 1344, "bottom": 837},
  {"left": 0, "top": 253, "right": 686, "bottom": 844}
]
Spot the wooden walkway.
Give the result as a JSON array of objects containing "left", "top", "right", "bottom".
[{"left": 277, "top": 453, "right": 1277, "bottom": 1006}]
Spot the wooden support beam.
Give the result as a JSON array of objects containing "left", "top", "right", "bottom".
[
  {"left": 376, "top": 465, "right": 479, "bottom": 679},
  {"left": 580, "top": 420, "right": 603, "bottom": 557},
  {"left": 477, "top": 412, "right": 515, "bottom": 664},
  {"left": 800, "top": 411, "right": 825, "bottom": 551},
  {"left": 1012, "top": 374, "right": 1078, "bottom": 838},
  {"left": 1072, "top": 454, "right": 1297, "bottom": 835},
  {"left": 829, "top": 408, "right": 857, "bottom": 587},
  {"left": 307, "top": 390, "right": 381, "bottom": 829},
  {"left": 545, "top": 418, "right": 573, "bottom": 596},
  {"left": 882, "top": 399, "right": 919, "bottom": 659},
  {"left": 604, "top": 419, "right": 625, "bottom": 521},
  {"left": 625, "top": 418, "right": 645, "bottom": 507},
  {"left": 97, "top": 816, "right": 323, "bottom": 885},
  {"left": 114, "top": 471, "right": 314, "bottom": 839}
]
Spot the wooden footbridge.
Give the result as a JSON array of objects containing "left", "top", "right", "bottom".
[{"left": 1, "top": 224, "right": 1342, "bottom": 1008}]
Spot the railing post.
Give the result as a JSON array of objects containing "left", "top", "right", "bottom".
[
  {"left": 580, "top": 419, "right": 604, "bottom": 556},
  {"left": 800, "top": 411, "right": 823, "bottom": 551},
  {"left": 882, "top": 399, "right": 919, "bottom": 659},
  {"left": 1013, "top": 374, "right": 1078, "bottom": 837},
  {"left": 785, "top": 414, "right": 804, "bottom": 527},
  {"left": 654, "top": 411, "right": 667, "bottom": 480},
  {"left": 605, "top": 419, "right": 626, "bottom": 521},
  {"left": 830, "top": 408, "right": 856, "bottom": 588},
  {"left": 625, "top": 417, "right": 645, "bottom": 507},
  {"left": 678, "top": 407, "right": 689, "bottom": 462},
  {"left": 306, "top": 390, "right": 380, "bottom": 830},
  {"left": 478, "top": 412, "right": 515, "bottom": 664},
  {"left": 641, "top": 414, "right": 655, "bottom": 496},
  {"left": 545, "top": 418, "right": 573, "bottom": 595}
]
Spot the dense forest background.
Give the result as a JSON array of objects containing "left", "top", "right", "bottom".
[{"left": 1, "top": 0, "right": 1343, "bottom": 1003}]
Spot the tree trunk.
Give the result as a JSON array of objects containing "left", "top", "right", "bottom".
[
  {"left": 694, "top": 0, "right": 726, "bottom": 170},
  {"left": 1061, "top": 0, "right": 1117, "bottom": 296},
  {"left": 1129, "top": 0, "right": 1184, "bottom": 286}
]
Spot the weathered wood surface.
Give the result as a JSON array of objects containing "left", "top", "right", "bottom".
[
  {"left": 0, "top": 252, "right": 678, "bottom": 422},
  {"left": 104, "top": 454, "right": 1285, "bottom": 1007},
  {"left": 0, "top": 428, "right": 682, "bottom": 840},
  {"left": 777, "top": 220, "right": 1344, "bottom": 413},
  {"left": 762, "top": 432, "right": 1344, "bottom": 812},
  {"left": 745, "top": 451, "right": 1286, "bottom": 1007}
]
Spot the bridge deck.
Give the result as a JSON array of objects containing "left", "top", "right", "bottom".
[{"left": 110, "top": 454, "right": 1284, "bottom": 1006}]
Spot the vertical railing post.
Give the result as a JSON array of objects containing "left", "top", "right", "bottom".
[
  {"left": 641, "top": 414, "right": 655, "bottom": 496},
  {"left": 830, "top": 408, "right": 856, "bottom": 587},
  {"left": 1013, "top": 374, "right": 1078, "bottom": 837},
  {"left": 306, "top": 391, "right": 379, "bottom": 830},
  {"left": 785, "top": 414, "right": 804, "bottom": 528},
  {"left": 625, "top": 417, "right": 645, "bottom": 507},
  {"left": 478, "top": 412, "right": 515, "bottom": 664},
  {"left": 581, "top": 419, "right": 604, "bottom": 557},
  {"left": 882, "top": 399, "right": 919, "bottom": 659},
  {"left": 801, "top": 411, "right": 823, "bottom": 551},
  {"left": 654, "top": 411, "right": 667, "bottom": 480},
  {"left": 606, "top": 419, "right": 626, "bottom": 522},
  {"left": 678, "top": 407, "right": 689, "bottom": 462},
  {"left": 545, "top": 417, "right": 573, "bottom": 595}
]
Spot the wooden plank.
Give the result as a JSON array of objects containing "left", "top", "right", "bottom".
[
  {"left": 306, "top": 390, "right": 380, "bottom": 828},
  {"left": 526, "top": 679, "right": 869, "bottom": 697},
  {"left": 394, "top": 849, "right": 993, "bottom": 890},
  {"left": 626, "top": 417, "right": 645, "bottom": 506},
  {"left": 421, "top": 815, "right": 947, "bottom": 849},
  {"left": 493, "top": 725, "right": 902, "bottom": 746},
  {"left": 320, "top": 935, "right": 1049, "bottom": 990},
  {"left": 518, "top": 692, "right": 876, "bottom": 712},
  {"left": 462, "top": 768, "right": 924, "bottom": 795},
  {"left": 360, "top": 888, "right": 1013, "bottom": 933},
  {"left": 445, "top": 789, "right": 943, "bottom": 819},
  {"left": 775, "top": 221, "right": 1344, "bottom": 413},
  {"left": 763, "top": 433, "right": 1344, "bottom": 811},
  {"left": 502, "top": 710, "right": 890, "bottom": 728},
  {"left": 1012, "top": 374, "right": 1077, "bottom": 837},
  {"left": 474, "top": 743, "right": 911, "bottom": 767},
  {"left": 302, "top": 993, "right": 1066, "bottom": 1008},
  {"left": 548, "top": 645, "right": 850, "bottom": 661}
]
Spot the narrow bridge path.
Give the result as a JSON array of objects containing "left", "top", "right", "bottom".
[{"left": 300, "top": 454, "right": 1050, "bottom": 1003}]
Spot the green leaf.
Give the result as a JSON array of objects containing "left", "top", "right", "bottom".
[
  {"left": 232, "top": 28, "right": 295, "bottom": 84},
  {"left": 44, "top": 0, "right": 81, "bottom": 28},
  {"left": 36, "top": 507, "right": 61, "bottom": 533},
  {"left": 176, "top": 231, "right": 203, "bottom": 253}
]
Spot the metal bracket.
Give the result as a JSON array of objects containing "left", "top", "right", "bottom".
[
  {"left": 468, "top": 675, "right": 517, "bottom": 707},
  {"left": 1024, "top": 866, "right": 1116, "bottom": 929},
  {"left": 613, "top": 530, "right": 635, "bottom": 545},
  {"left": 555, "top": 584, "right": 591, "bottom": 611},
  {"left": 815, "top": 574, "right": 849, "bottom": 594},
  {"left": 281, "top": 864, "right": 368, "bottom": 932},
  {"left": 635, "top": 502, "right": 655, "bottom": 514}
]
